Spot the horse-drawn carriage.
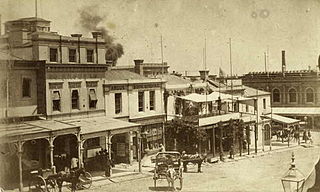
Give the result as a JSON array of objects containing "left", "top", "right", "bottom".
[
  {"left": 153, "top": 152, "right": 183, "bottom": 190},
  {"left": 181, "top": 152, "right": 205, "bottom": 173},
  {"left": 29, "top": 168, "right": 92, "bottom": 192}
]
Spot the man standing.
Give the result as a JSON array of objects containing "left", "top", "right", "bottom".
[{"left": 70, "top": 157, "right": 78, "bottom": 171}]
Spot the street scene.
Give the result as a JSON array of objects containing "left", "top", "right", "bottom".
[{"left": 0, "top": 0, "right": 320, "bottom": 192}]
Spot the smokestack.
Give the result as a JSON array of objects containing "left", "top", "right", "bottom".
[{"left": 282, "top": 50, "right": 286, "bottom": 73}]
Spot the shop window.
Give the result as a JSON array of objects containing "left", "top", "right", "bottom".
[
  {"left": 22, "top": 78, "right": 31, "bottom": 97},
  {"left": 149, "top": 91, "right": 155, "bottom": 110},
  {"left": 87, "top": 49, "right": 94, "bottom": 63},
  {"left": 69, "top": 48, "right": 76, "bottom": 62},
  {"left": 272, "top": 89, "right": 280, "bottom": 103},
  {"left": 138, "top": 91, "right": 144, "bottom": 112},
  {"left": 115, "top": 93, "right": 122, "bottom": 114},
  {"left": 71, "top": 90, "right": 79, "bottom": 109},
  {"left": 306, "top": 88, "right": 314, "bottom": 103},
  {"left": 52, "top": 91, "right": 61, "bottom": 111},
  {"left": 89, "top": 89, "right": 97, "bottom": 109},
  {"left": 289, "top": 88, "right": 297, "bottom": 103},
  {"left": 50, "top": 48, "right": 58, "bottom": 62}
]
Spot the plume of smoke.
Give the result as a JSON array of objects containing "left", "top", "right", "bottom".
[{"left": 78, "top": 5, "right": 124, "bottom": 65}]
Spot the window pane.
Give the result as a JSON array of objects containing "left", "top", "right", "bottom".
[
  {"left": 89, "top": 89, "right": 97, "bottom": 109},
  {"left": 52, "top": 91, "right": 61, "bottom": 111},
  {"left": 50, "top": 48, "right": 58, "bottom": 62},
  {"left": 273, "top": 89, "right": 280, "bottom": 103},
  {"left": 138, "top": 91, "right": 144, "bottom": 112},
  {"left": 69, "top": 49, "right": 76, "bottom": 62},
  {"left": 87, "top": 49, "right": 94, "bottom": 62},
  {"left": 149, "top": 91, "right": 155, "bottom": 110},
  {"left": 115, "top": 93, "right": 122, "bottom": 114},
  {"left": 289, "top": 89, "right": 296, "bottom": 103},
  {"left": 22, "top": 78, "right": 31, "bottom": 97},
  {"left": 71, "top": 90, "right": 79, "bottom": 109},
  {"left": 306, "top": 89, "right": 314, "bottom": 103}
]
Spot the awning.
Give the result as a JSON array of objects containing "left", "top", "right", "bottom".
[
  {"left": 62, "top": 116, "right": 140, "bottom": 140},
  {"left": 178, "top": 92, "right": 233, "bottom": 103},
  {"left": 0, "top": 120, "right": 79, "bottom": 144},
  {"left": 262, "top": 114, "right": 300, "bottom": 125},
  {"left": 89, "top": 89, "right": 97, "bottom": 101},
  {"left": 273, "top": 107, "right": 320, "bottom": 115}
]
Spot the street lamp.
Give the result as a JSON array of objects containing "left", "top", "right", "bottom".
[{"left": 281, "top": 152, "right": 305, "bottom": 192}]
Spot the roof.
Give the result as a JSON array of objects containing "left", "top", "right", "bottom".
[
  {"left": 7, "top": 17, "right": 50, "bottom": 23},
  {"left": 0, "top": 120, "right": 79, "bottom": 143},
  {"left": 61, "top": 116, "right": 140, "bottom": 139},
  {"left": 158, "top": 74, "right": 191, "bottom": 85},
  {"left": 242, "top": 85, "right": 270, "bottom": 97},
  {"left": 262, "top": 114, "right": 300, "bottom": 125},
  {"left": 273, "top": 107, "right": 320, "bottom": 115},
  {"left": 105, "top": 70, "right": 150, "bottom": 81}
]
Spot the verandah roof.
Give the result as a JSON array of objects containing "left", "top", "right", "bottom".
[{"left": 262, "top": 114, "right": 300, "bottom": 125}]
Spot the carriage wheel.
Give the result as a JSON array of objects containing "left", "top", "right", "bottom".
[
  {"left": 77, "top": 171, "right": 92, "bottom": 189},
  {"left": 46, "top": 178, "right": 57, "bottom": 192},
  {"left": 29, "top": 175, "right": 47, "bottom": 192}
]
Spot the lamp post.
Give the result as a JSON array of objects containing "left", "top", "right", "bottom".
[{"left": 281, "top": 152, "right": 305, "bottom": 192}]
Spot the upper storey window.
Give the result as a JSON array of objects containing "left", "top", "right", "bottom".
[
  {"left": 306, "top": 88, "right": 314, "bottom": 103},
  {"left": 87, "top": 49, "right": 94, "bottom": 63},
  {"left": 288, "top": 88, "right": 297, "bottom": 103},
  {"left": 50, "top": 48, "right": 58, "bottom": 62},
  {"left": 69, "top": 48, "right": 76, "bottom": 62}
]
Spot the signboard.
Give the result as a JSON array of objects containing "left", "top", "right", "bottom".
[{"left": 117, "top": 143, "right": 126, "bottom": 157}]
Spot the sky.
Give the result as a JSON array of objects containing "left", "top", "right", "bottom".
[{"left": 1, "top": 0, "right": 320, "bottom": 75}]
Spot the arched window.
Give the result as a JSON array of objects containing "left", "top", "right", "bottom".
[
  {"left": 288, "top": 88, "right": 297, "bottom": 103},
  {"left": 306, "top": 88, "right": 314, "bottom": 103},
  {"left": 272, "top": 89, "right": 280, "bottom": 103}
]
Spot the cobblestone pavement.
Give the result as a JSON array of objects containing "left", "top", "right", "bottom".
[{"left": 77, "top": 132, "right": 320, "bottom": 192}]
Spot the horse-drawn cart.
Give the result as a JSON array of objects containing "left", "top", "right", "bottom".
[
  {"left": 29, "top": 168, "right": 92, "bottom": 192},
  {"left": 153, "top": 152, "right": 183, "bottom": 190}
]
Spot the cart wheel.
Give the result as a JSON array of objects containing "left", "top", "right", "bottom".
[
  {"left": 46, "top": 178, "right": 57, "bottom": 192},
  {"left": 77, "top": 171, "right": 92, "bottom": 189},
  {"left": 29, "top": 175, "right": 47, "bottom": 192},
  {"left": 179, "top": 177, "right": 183, "bottom": 190}
]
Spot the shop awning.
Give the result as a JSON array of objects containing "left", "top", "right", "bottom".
[
  {"left": 62, "top": 116, "right": 140, "bottom": 140},
  {"left": 262, "top": 114, "right": 300, "bottom": 125},
  {"left": 0, "top": 120, "right": 79, "bottom": 144},
  {"left": 273, "top": 107, "right": 320, "bottom": 115}
]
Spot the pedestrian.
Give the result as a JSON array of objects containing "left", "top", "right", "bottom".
[
  {"left": 229, "top": 144, "right": 234, "bottom": 159},
  {"left": 303, "top": 130, "right": 307, "bottom": 143},
  {"left": 181, "top": 151, "right": 188, "bottom": 172},
  {"left": 70, "top": 157, "right": 79, "bottom": 171},
  {"left": 308, "top": 130, "right": 313, "bottom": 144},
  {"left": 104, "top": 154, "right": 111, "bottom": 177}
]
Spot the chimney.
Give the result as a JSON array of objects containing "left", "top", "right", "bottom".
[
  {"left": 92, "top": 31, "right": 103, "bottom": 39},
  {"left": 134, "top": 59, "right": 144, "bottom": 75},
  {"left": 282, "top": 50, "right": 286, "bottom": 73},
  {"left": 199, "top": 70, "right": 209, "bottom": 81}
]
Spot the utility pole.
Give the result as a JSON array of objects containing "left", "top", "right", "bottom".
[
  {"left": 229, "top": 38, "right": 233, "bottom": 112},
  {"left": 161, "top": 35, "right": 164, "bottom": 76}
]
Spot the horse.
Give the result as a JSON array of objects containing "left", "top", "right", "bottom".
[
  {"left": 166, "top": 166, "right": 177, "bottom": 191},
  {"left": 56, "top": 167, "right": 86, "bottom": 192}
]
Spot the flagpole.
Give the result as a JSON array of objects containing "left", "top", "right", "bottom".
[{"left": 229, "top": 38, "right": 233, "bottom": 112}]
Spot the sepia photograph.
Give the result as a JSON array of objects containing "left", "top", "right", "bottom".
[{"left": 0, "top": 0, "right": 319, "bottom": 191}]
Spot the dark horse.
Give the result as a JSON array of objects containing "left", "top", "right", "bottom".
[{"left": 55, "top": 168, "right": 86, "bottom": 192}]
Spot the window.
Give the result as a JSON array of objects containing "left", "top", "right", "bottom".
[
  {"left": 50, "top": 48, "right": 58, "bottom": 62},
  {"left": 289, "top": 88, "right": 297, "bottom": 103},
  {"left": 263, "top": 99, "right": 266, "bottom": 109},
  {"left": 149, "top": 91, "right": 155, "bottom": 110},
  {"left": 272, "top": 89, "right": 280, "bottom": 103},
  {"left": 52, "top": 91, "right": 61, "bottom": 111},
  {"left": 115, "top": 93, "right": 122, "bottom": 114},
  {"left": 306, "top": 88, "right": 314, "bottom": 103},
  {"left": 87, "top": 49, "right": 94, "bottom": 63},
  {"left": 69, "top": 48, "right": 76, "bottom": 62},
  {"left": 71, "top": 90, "right": 79, "bottom": 109},
  {"left": 89, "top": 89, "right": 97, "bottom": 109},
  {"left": 246, "top": 105, "right": 249, "bottom": 112},
  {"left": 138, "top": 91, "right": 144, "bottom": 112},
  {"left": 22, "top": 78, "right": 31, "bottom": 97}
]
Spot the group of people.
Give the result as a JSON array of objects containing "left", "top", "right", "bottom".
[{"left": 94, "top": 149, "right": 114, "bottom": 177}]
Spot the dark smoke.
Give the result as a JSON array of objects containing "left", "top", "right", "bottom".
[{"left": 78, "top": 5, "right": 124, "bottom": 65}]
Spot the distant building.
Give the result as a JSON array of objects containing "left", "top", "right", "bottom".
[{"left": 242, "top": 50, "right": 320, "bottom": 129}]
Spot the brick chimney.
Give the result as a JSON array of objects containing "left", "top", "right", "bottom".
[
  {"left": 92, "top": 31, "right": 103, "bottom": 39},
  {"left": 199, "top": 70, "right": 209, "bottom": 81},
  {"left": 134, "top": 59, "right": 144, "bottom": 75},
  {"left": 282, "top": 50, "right": 286, "bottom": 73}
]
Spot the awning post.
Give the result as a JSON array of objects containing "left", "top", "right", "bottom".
[
  {"left": 49, "top": 136, "right": 56, "bottom": 173},
  {"left": 17, "top": 140, "right": 23, "bottom": 192}
]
